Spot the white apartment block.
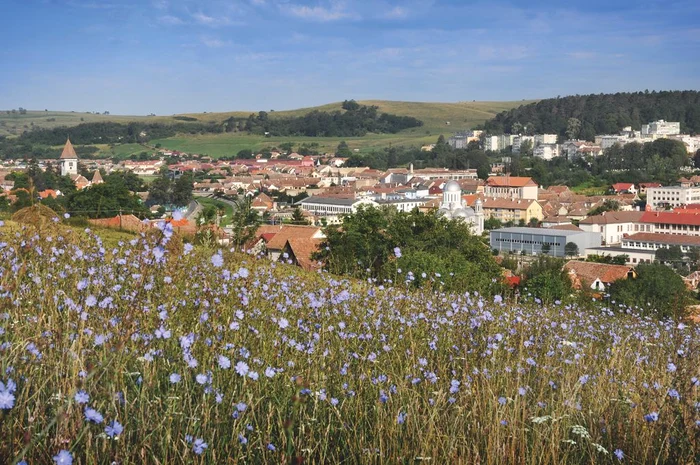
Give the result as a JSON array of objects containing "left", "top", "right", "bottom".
[
  {"left": 533, "top": 143, "right": 560, "bottom": 160},
  {"left": 646, "top": 185, "right": 700, "bottom": 210},
  {"left": 512, "top": 136, "right": 535, "bottom": 154},
  {"left": 534, "top": 134, "right": 558, "bottom": 145},
  {"left": 484, "top": 134, "right": 515, "bottom": 152},
  {"left": 642, "top": 120, "right": 680, "bottom": 136}
]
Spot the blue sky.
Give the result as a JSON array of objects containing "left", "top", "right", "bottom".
[{"left": 1, "top": 0, "right": 699, "bottom": 115}]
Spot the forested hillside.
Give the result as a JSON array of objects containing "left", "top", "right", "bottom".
[{"left": 483, "top": 90, "right": 700, "bottom": 139}]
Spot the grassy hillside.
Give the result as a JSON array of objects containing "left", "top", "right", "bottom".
[
  {"left": 2, "top": 100, "right": 533, "bottom": 158},
  {"left": 0, "top": 223, "right": 698, "bottom": 463},
  {"left": 155, "top": 100, "right": 534, "bottom": 157}
]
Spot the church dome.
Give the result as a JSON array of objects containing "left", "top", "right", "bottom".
[
  {"left": 443, "top": 181, "right": 462, "bottom": 193},
  {"left": 436, "top": 208, "right": 452, "bottom": 218},
  {"left": 452, "top": 207, "right": 476, "bottom": 219}
]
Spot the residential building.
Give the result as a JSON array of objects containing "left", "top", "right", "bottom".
[
  {"left": 436, "top": 181, "right": 484, "bottom": 235},
  {"left": 512, "top": 135, "right": 534, "bottom": 154},
  {"left": 533, "top": 143, "right": 560, "bottom": 160},
  {"left": 578, "top": 211, "right": 646, "bottom": 245},
  {"left": 534, "top": 134, "right": 558, "bottom": 145},
  {"left": 254, "top": 224, "right": 325, "bottom": 261},
  {"left": 489, "top": 227, "right": 601, "bottom": 257},
  {"left": 642, "top": 120, "right": 680, "bottom": 136},
  {"left": 481, "top": 198, "right": 543, "bottom": 224},
  {"left": 448, "top": 130, "right": 482, "bottom": 149},
  {"left": 484, "top": 134, "right": 514, "bottom": 152},
  {"left": 611, "top": 183, "right": 637, "bottom": 195},
  {"left": 646, "top": 185, "right": 700, "bottom": 210},
  {"left": 563, "top": 261, "right": 636, "bottom": 292},
  {"left": 485, "top": 176, "right": 538, "bottom": 200}
]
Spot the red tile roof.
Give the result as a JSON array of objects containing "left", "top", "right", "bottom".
[
  {"left": 623, "top": 232, "right": 700, "bottom": 247},
  {"left": 640, "top": 211, "right": 700, "bottom": 226},
  {"left": 486, "top": 176, "right": 537, "bottom": 188},
  {"left": 563, "top": 261, "right": 634, "bottom": 288}
]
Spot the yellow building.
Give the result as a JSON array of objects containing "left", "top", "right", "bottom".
[{"left": 482, "top": 198, "right": 543, "bottom": 223}]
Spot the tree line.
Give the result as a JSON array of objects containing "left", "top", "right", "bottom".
[
  {"left": 483, "top": 90, "right": 700, "bottom": 139},
  {"left": 223, "top": 100, "right": 423, "bottom": 137}
]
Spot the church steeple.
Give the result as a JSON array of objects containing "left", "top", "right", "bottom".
[
  {"left": 60, "top": 138, "right": 78, "bottom": 160},
  {"left": 60, "top": 137, "right": 78, "bottom": 177}
]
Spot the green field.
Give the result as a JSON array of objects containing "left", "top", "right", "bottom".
[
  {"left": 152, "top": 100, "right": 534, "bottom": 158},
  {"left": 3, "top": 100, "right": 533, "bottom": 158},
  {"left": 197, "top": 197, "right": 234, "bottom": 227}
]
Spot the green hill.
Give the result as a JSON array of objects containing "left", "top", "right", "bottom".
[
  {"left": 484, "top": 90, "right": 700, "bottom": 139},
  {"left": 1, "top": 100, "right": 532, "bottom": 158}
]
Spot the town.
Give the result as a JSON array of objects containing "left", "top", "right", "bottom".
[{"left": 2, "top": 117, "right": 700, "bottom": 296}]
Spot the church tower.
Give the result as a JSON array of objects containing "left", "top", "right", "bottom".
[{"left": 60, "top": 138, "right": 78, "bottom": 177}]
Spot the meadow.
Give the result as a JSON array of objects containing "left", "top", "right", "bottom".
[{"left": 0, "top": 220, "right": 698, "bottom": 464}]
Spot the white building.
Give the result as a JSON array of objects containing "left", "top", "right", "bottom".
[
  {"left": 646, "top": 185, "right": 700, "bottom": 210},
  {"left": 533, "top": 143, "right": 560, "bottom": 160},
  {"left": 578, "top": 211, "right": 646, "bottom": 245},
  {"left": 484, "top": 134, "right": 514, "bottom": 152},
  {"left": 534, "top": 134, "right": 558, "bottom": 145},
  {"left": 436, "top": 181, "right": 484, "bottom": 235},
  {"left": 60, "top": 138, "right": 78, "bottom": 177},
  {"left": 296, "top": 196, "right": 379, "bottom": 224},
  {"left": 512, "top": 135, "right": 535, "bottom": 154},
  {"left": 642, "top": 120, "right": 680, "bottom": 136}
]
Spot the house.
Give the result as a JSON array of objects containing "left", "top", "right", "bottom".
[
  {"left": 255, "top": 224, "right": 325, "bottom": 261},
  {"left": 639, "top": 182, "right": 662, "bottom": 194},
  {"left": 481, "top": 198, "right": 543, "bottom": 224},
  {"left": 484, "top": 176, "right": 538, "bottom": 200},
  {"left": 578, "top": 211, "right": 646, "bottom": 245},
  {"left": 611, "top": 183, "right": 637, "bottom": 195},
  {"left": 280, "top": 238, "right": 324, "bottom": 271},
  {"left": 251, "top": 193, "right": 274, "bottom": 212},
  {"left": 563, "top": 261, "right": 636, "bottom": 292}
]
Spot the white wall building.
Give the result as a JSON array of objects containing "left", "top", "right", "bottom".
[
  {"left": 533, "top": 143, "right": 560, "bottom": 160},
  {"left": 578, "top": 211, "right": 646, "bottom": 245},
  {"left": 534, "top": 134, "right": 558, "bottom": 145},
  {"left": 642, "top": 120, "right": 680, "bottom": 136},
  {"left": 646, "top": 185, "right": 700, "bottom": 210},
  {"left": 512, "top": 136, "right": 535, "bottom": 154}
]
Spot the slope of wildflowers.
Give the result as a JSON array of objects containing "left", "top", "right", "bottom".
[{"left": 0, "top": 223, "right": 699, "bottom": 464}]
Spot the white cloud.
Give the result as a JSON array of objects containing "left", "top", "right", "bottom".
[
  {"left": 285, "top": 1, "right": 356, "bottom": 22},
  {"left": 384, "top": 6, "right": 408, "bottom": 19},
  {"left": 566, "top": 51, "right": 597, "bottom": 59},
  {"left": 201, "top": 36, "right": 232, "bottom": 48},
  {"left": 158, "top": 15, "right": 185, "bottom": 25},
  {"left": 191, "top": 11, "right": 237, "bottom": 27}
]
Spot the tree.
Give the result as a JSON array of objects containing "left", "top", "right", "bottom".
[
  {"left": 289, "top": 207, "right": 308, "bottom": 225},
  {"left": 522, "top": 256, "right": 572, "bottom": 303},
  {"left": 230, "top": 196, "right": 261, "bottom": 250},
  {"left": 484, "top": 217, "right": 501, "bottom": 230},
  {"left": 588, "top": 200, "right": 620, "bottom": 216},
  {"left": 336, "top": 141, "right": 353, "bottom": 157},
  {"left": 693, "top": 149, "right": 700, "bottom": 169},
  {"left": 528, "top": 217, "right": 540, "bottom": 228},
  {"left": 236, "top": 149, "right": 254, "bottom": 159},
  {"left": 66, "top": 176, "right": 148, "bottom": 219},
  {"left": 541, "top": 243, "right": 551, "bottom": 255},
  {"left": 565, "top": 242, "right": 579, "bottom": 257},
  {"left": 519, "top": 139, "right": 533, "bottom": 156},
  {"left": 608, "top": 263, "right": 689, "bottom": 319},
  {"left": 148, "top": 175, "right": 172, "bottom": 206},
  {"left": 587, "top": 254, "right": 629, "bottom": 265},
  {"left": 566, "top": 117, "right": 581, "bottom": 140},
  {"left": 171, "top": 174, "right": 194, "bottom": 207}
]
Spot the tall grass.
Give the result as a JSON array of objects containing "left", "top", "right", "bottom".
[{"left": 0, "top": 222, "right": 698, "bottom": 463}]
